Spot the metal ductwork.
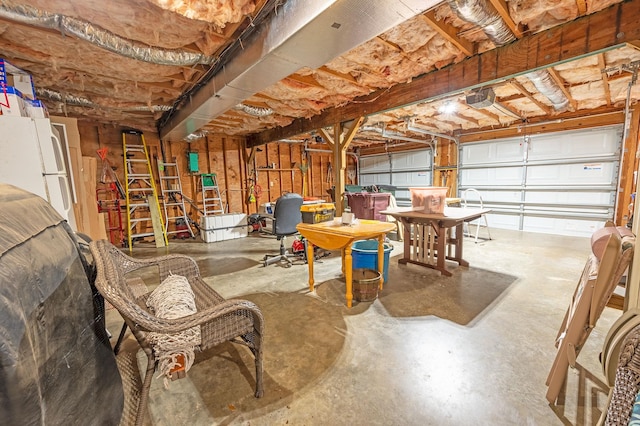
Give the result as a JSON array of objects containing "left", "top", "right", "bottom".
[
  {"left": 0, "top": 2, "right": 214, "bottom": 66},
  {"left": 406, "top": 123, "right": 459, "bottom": 144},
  {"left": 361, "top": 124, "right": 435, "bottom": 147},
  {"left": 36, "top": 88, "right": 172, "bottom": 112},
  {"left": 525, "top": 70, "right": 570, "bottom": 111},
  {"left": 159, "top": 0, "right": 441, "bottom": 142},
  {"left": 448, "top": 0, "right": 569, "bottom": 112},
  {"left": 448, "top": 0, "right": 515, "bottom": 46}
]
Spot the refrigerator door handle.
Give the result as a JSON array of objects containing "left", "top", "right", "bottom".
[{"left": 49, "top": 129, "right": 67, "bottom": 175}]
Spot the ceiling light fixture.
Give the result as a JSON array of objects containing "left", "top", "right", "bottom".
[{"left": 438, "top": 101, "right": 457, "bottom": 114}]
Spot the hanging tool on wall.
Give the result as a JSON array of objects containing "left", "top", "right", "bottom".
[
  {"left": 440, "top": 170, "right": 449, "bottom": 186},
  {"left": 299, "top": 152, "right": 309, "bottom": 197},
  {"left": 326, "top": 161, "right": 332, "bottom": 185}
]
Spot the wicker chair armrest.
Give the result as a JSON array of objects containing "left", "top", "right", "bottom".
[{"left": 129, "top": 299, "right": 263, "bottom": 335}]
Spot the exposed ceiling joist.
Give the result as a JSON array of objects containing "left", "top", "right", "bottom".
[
  {"left": 248, "top": 0, "right": 640, "bottom": 146},
  {"left": 454, "top": 112, "right": 480, "bottom": 125},
  {"left": 461, "top": 102, "right": 501, "bottom": 123},
  {"left": 509, "top": 79, "right": 554, "bottom": 114},
  {"left": 547, "top": 68, "right": 577, "bottom": 110},
  {"left": 575, "top": 0, "right": 588, "bottom": 15},
  {"left": 598, "top": 54, "right": 613, "bottom": 106},
  {"left": 421, "top": 11, "right": 475, "bottom": 56},
  {"left": 284, "top": 74, "right": 325, "bottom": 89},
  {"left": 159, "top": 0, "right": 439, "bottom": 141},
  {"left": 487, "top": 0, "right": 523, "bottom": 38},
  {"left": 317, "top": 66, "right": 362, "bottom": 86}
]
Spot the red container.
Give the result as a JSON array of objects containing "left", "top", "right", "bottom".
[{"left": 346, "top": 192, "right": 390, "bottom": 221}]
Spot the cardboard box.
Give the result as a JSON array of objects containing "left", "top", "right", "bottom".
[
  {"left": 0, "top": 86, "right": 27, "bottom": 117},
  {"left": 25, "top": 99, "right": 48, "bottom": 118},
  {"left": 200, "top": 213, "right": 248, "bottom": 243},
  {"left": 0, "top": 59, "right": 36, "bottom": 100}
]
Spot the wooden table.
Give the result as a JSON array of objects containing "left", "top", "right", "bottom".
[
  {"left": 381, "top": 207, "right": 490, "bottom": 276},
  {"left": 297, "top": 220, "right": 396, "bottom": 308}
]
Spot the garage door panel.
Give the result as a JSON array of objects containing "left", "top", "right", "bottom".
[
  {"left": 391, "top": 151, "right": 431, "bottom": 170},
  {"left": 360, "top": 174, "right": 391, "bottom": 185},
  {"left": 524, "top": 191, "right": 612, "bottom": 206},
  {"left": 459, "top": 125, "right": 621, "bottom": 237},
  {"left": 393, "top": 171, "right": 431, "bottom": 186},
  {"left": 485, "top": 190, "right": 522, "bottom": 203},
  {"left": 462, "top": 140, "right": 523, "bottom": 165},
  {"left": 360, "top": 155, "right": 389, "bottom": 173},
  {"left": 460, "top": 167, "right": 524, "bottom": 186},
  {"left": 461, "top": 189, "right": 521, "bottom": 204},
  {"left": 528, "top": 128, "right": 620, "bottom": 161},
  {"left": 526, "top": 163, "right": 616, "bottom": 185},
  {"left": 486, "top": 213, "right": 520, "bottom": 230},
  {"left": 395, "top": 188, "right": 411, "bottom": 204}
]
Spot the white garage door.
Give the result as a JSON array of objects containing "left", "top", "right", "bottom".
[
  {"left": 458, "top": 126, "right": 622, "bottom": 237},
  {"left": 359, "top": 149, "right": 433, "bottom": 205}
]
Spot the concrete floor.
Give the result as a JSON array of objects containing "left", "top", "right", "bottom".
[{"left": 106, "top": 227, "right": 621, "bottom": 425}]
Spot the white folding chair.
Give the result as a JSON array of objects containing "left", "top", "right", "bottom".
[{"left": 462, "top": 188, "right": 491, "bottom": 243}]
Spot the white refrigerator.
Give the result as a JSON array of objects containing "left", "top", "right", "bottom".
[{"left": 0, "top": 116, "right": 77, "bottom": 230}]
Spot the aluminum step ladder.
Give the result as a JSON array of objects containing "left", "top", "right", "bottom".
[
  {"left": 122, "top": 129, "right": 167, "bottom": 250},
  {"left": 158, "top": 159, "right": 195, "bottom": 239},
  {"left": 200, "top": 173, "right": 225, "bottom": 215}
]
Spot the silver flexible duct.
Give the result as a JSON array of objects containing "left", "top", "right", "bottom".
[
  {"left": 0, "top": 2, "right": 215, "bottom": 66},
  {"left": 447, "top": 0, "right": 515, "bottom": 45},
  {"left": 448, "top": 0, "right": 569, "bottom": 111},
  {"left": 237, "top": 103, "right": 273, "bottom": 117},
  {"left": 36, "top": 88, "right": 172, "bottom": 111},
  {"left": 525, "top": 70, "right": 570, "bottom": 111}
]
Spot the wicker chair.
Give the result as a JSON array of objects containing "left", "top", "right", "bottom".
[
  {"left": 90, "top": 240, "right": 264, "bottom": 426},
  {"left": 602, "top": 323, "right": 640, "bottom": 424}
]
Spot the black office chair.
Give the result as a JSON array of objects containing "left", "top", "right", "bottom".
[{"left": 263, "top": 193, "right": 303, "bottom": 267}]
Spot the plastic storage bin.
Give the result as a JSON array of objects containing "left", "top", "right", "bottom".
[
  {"left": 301, "top": 203, "right": 335, "bottom": 224},
  {"left": 345, "top": 185, "right": 365, "bottom": 193},
  {"left": 200, "top": 213, "right": 248, "bottom": 243},
  {"left": 352, "top": 239, "right": 393, "bottom": 284},
  {"left": 409, "top": 187, "right": 447, "bottom": 214},
  {"left": 346, "top": 192, "right": 390, "bottom": 221}
]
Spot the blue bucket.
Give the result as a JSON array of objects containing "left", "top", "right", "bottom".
[{"left": 352, "top": 240, "right": 393, "bottom": 283}]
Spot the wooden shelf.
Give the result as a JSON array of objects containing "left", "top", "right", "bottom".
[{"left": 257, "top": 168, "right": 299, "bottom": 171}]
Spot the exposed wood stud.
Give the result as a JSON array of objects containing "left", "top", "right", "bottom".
[
  {"left": 453, "top": 112, "right": 480, "bottom": 125},
  {"left": 285, "top": 74, "right": 326, "bottom": 89},
  {"left": 461, "top": 103, "right": 501, "bottom": 123},
  {"left": 421, "top": 12, "right": 475, "bottom": 56},
  {"left": 547, "top": 68, "right": 577, "bottom": 111},
  {"left": 487, "top": 0, "right": 523, "bottom": 38},
  {"left": 509, "top": 79, "right": 553, "bottom": 115},
  {"left": 317, "top": 66, "right": 361, "bottom": 85},
  {"left": 598, "top": 53, "right": 612, "bottom": 107},
  {"left": 490, "top": 101, "right": 524, "bottom": 120},
  {"left": 575, "top": 0, "right": 587, "bottom": 15},
  {"left": 251, "top": 1, "right": 640, "bottom": 146},
  {"left": 375, "top": 36, "right": 425, "bottom": 68}
]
